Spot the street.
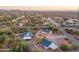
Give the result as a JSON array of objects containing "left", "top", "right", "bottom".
[{"left": 47, "top": 17, "right": 79, "bottom": 46}]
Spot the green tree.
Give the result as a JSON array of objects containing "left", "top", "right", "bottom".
[
  {"left": 60, "top": 44, "right": 71, "bottom": 51},
  {"left": 11, "top": 40, "right": 30, "bottom": 52}
]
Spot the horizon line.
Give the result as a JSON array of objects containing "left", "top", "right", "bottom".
[{"left": 0, "top": 6, "right": 78, "bottom": 11}]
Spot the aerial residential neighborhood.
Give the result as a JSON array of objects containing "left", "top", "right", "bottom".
[{"left": 0, "top": 6, "right": 79, "bottom": 52}]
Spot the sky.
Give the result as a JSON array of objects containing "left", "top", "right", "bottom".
[{"left": 0, "top": 6, "right": 78, "bottom": 11}]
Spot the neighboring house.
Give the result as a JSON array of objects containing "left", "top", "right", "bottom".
[
  {"left": 12, "top": 19, "right": 17, "bottom": 22},
  {"left": 19, "top": 19, "right": 28, "bottom": 27},
  {"left": 21, "top": 32, "right": 33, "bottom": 40},
  {"left": 64, "top": 19, "right": 79, "bottom": 25},
  {"left": 40, "top": 39, "right": 58, "bottom": 50},
  {"left": 41, "top": 28, "right": 52, "bottom": 33},
  {"left": 40, "top": 28, "right": 52, "bottom": 35},
  {"left": 35, "top": 29, "right": 52, "bottom": 39}
]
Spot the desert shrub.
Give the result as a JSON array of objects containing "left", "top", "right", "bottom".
[
  {"left": 60, "top": 44, "right": 71, "bottom": 51},
  {"left": 11, "top": 40, "right": 30, "bottom": 52}
]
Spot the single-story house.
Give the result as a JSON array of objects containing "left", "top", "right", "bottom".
[
  {"left": 35, "top": 29, "right": 52, "bottom": 39},
  {"left": 41, "top": 28, "right": 52, "bottom": 33},
  {"left": 40, "top": 38, "right": 58, "bottom": 50},
  {"left": 21, "top": 32, "right": 33, "bottom": 40},
  {"left": 40, "top": 28, "right": 52, "bottom": 35},
  {"left": 65, "top": 19, "right": 79, "bottom": 25}
]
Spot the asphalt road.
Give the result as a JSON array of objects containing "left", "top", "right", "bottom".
[{"left": 47, "top": 17, "right": 79, "bottom": 46}]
